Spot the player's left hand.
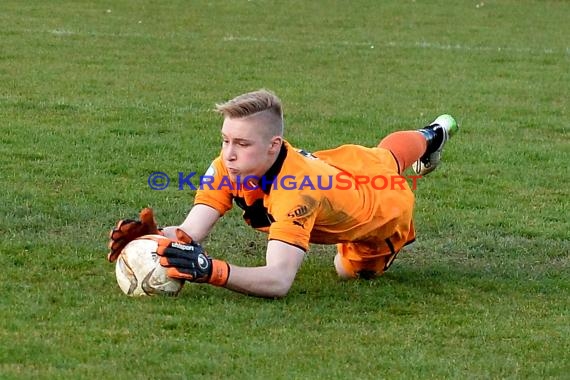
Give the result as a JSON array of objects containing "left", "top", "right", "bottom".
[
  {"left": 107, "top": 207, "right": 162, "bottom": 262},
  {"left": 156, "top": 239, "right": 229, "bottom": 287}
]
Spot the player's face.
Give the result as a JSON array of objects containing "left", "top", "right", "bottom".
[{"left": 221, "top": 116, "right": 281, "bottom": 183}]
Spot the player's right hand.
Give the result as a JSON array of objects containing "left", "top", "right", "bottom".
[
  {"left": 107, "top": 207, "right": 163, "bottom": 262},
  {"left": 156, "top": 239, "right": 230, "bottom": 287}
]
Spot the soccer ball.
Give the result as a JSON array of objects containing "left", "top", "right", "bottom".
[{"left": 115, "top": 234, "right": 184, "bottom": 297}]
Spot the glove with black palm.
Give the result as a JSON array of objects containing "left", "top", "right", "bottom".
[{"left": 156, "top": 235, "right": 229, "bottom": 287}]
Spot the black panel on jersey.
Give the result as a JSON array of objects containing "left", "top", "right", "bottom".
[{"left": 234, "top": 197, "right": 275, "bottom": 228}]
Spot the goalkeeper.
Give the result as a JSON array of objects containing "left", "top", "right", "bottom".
[{"left": 108, "top": 89, "right": 458, "bottom": 298}]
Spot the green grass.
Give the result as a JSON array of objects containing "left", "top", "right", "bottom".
[{"left": 1, "top": 0, "right": 569, "bottom": 378}]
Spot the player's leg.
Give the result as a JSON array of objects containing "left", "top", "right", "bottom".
[
  {"left": 378, "top": 131, "right": 427, "bottom": 174},
  {"left": 334, "top": 243, "right": 397, "bottom": 279},
  {"left": 334, "top": 252, "right": 356, "bottom": 279},
  {"left": 334, "top": 252, "right": 394, "bottom": 279},
  {"left": 378, "top": 115, "right": 459, "bottom": 175}
]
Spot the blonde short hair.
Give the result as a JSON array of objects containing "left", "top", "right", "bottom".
[{"left": 215, "top": 89, "right": 284, "bottom": 137}]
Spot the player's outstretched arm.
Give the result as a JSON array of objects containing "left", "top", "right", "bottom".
[
  {"left": 157, "top": 239, "right": 305, "bottom": 298},
  {"left": 162, "top": 204, "right": 221, "bottom": 243},
  {"left": 224, "top": 240, "right": 305, "bottom": 298}
]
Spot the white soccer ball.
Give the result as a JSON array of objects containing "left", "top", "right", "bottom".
[{"left": 115, "top": 234, "right": 184, "bottom": 297}]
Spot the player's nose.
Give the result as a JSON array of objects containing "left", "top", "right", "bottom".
[{"left": 223, "top": 144, "right": 237, "bottom": 161}]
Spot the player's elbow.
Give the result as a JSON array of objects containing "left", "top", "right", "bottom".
[
  {"left": 266, "top": 273, "right": 296, "bottom": 298},
  {"left": 263, "top": 244, "right": 304, "bottom": 298},
  {"left": 271, "top": 266, "right": 297, "bottom": 298}
]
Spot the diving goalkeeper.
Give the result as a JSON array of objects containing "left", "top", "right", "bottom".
[{"left": 107, "top": 89, "right": 458, "bottom": 298}]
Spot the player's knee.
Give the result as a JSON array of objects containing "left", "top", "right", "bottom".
[
  {"left": 334, "top": 254, "right": 387, "bottom": 280},
  {"left": 334, "top": 254, "right": 357, "bottom": 280}
]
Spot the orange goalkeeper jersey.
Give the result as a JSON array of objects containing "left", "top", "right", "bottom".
[{"left": 194, "top": 140, "right": 416, "bottom": 253}]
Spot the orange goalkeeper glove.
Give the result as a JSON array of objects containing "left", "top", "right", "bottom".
[
  {"left": 107, "top": 207, "right": 163, "bottom": 262},
  {"left": 156, "top": 236, "right": 229, "bottom": 287}
]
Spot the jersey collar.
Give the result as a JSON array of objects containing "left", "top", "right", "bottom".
[{"left": 259, "top": 141, "right": 288, "bottom": 194}]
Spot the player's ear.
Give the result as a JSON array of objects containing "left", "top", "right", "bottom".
[{"left": 269, "top": 136, "right": 283, "bottom": 153}]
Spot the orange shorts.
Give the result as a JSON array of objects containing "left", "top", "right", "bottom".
[{"left": 336, "top": 221, "right": 416, "bottom": 278}]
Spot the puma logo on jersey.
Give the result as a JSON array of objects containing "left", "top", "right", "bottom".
[{"left": 293, "top": 220, "right": 306, "bottom": 228}]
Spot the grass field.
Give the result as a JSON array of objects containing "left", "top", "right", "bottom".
[{"left": 1, "top": 0, "right": 569, "bottom": 378}]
